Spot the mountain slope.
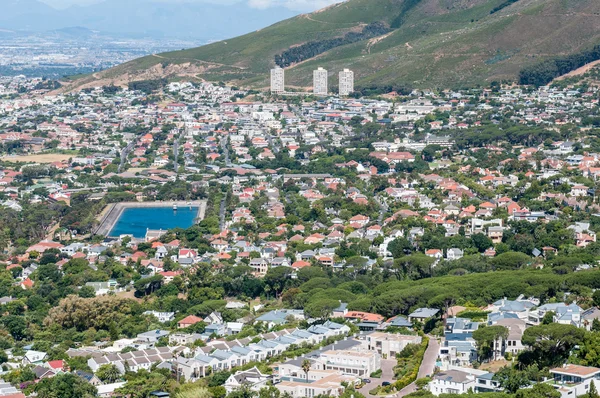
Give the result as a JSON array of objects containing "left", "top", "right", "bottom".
[{"left": 64, "top": 0, "right": 600, "bottom": 90}]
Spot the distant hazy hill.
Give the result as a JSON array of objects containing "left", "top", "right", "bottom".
[
  {"left": 67, "top": 0, "right": 600, "bottom": 90},
  {"left": 0, "top": 0, "right": 297, "bottom": 41}
]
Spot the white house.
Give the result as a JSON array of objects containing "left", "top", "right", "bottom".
[
  {"left": 549, "top": 365, "right": 600, "bottom": 398},
  {"left": 224, "top": 367, "right": 270, "bottom": 393},
  {"left": 429, "top": 367, "right": 493, "bottom": 396}
]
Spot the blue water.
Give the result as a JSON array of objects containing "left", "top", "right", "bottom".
[{"left": 109, "top": 207, "right": 198, "bottom": 238}]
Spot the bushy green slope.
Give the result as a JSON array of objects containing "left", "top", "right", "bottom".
[{"left": 72, "top": 0, "right": 600, "bottom": 89}]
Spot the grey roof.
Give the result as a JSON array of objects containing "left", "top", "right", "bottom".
[
  {"left": 583, "top": 307, "right": 600, "bottom": 320},
  {"left": 500, "top": 301, "right": 527, "bottom": 312},
  {"left": 445, "top": 333, "right": 473, "bottom": 342},
  {"left": 477, "top": 372, "right": 495, "bottom": 380},
  {"left": 434, "top": 370, "right": 471, "bottom": 383},
  {"left": 322, "top": 320, "right": 345, "bottom": 329},
  {"left": 409, "top": 308, "right": 439, "bottom": 318},
  {"left": 493, "top": 298, "right": 536, "bottom": 310},
  {"left": 256, "top": 310, "right": 304, "bottom": 324},
  {"left": 539, "top": 302, "right": 581, "bottom": 315},
  {"left": 447, "top": 317, "right": 479, "bottom": 331},
  {"left": 488, "top": 312, "right": 519, "bottom": 323},
  {"left": 389, "top": 316, "right": 412, "bottom": 327},
  {"left": 307, "top": 325, "right": 330, "bottom": 334}
]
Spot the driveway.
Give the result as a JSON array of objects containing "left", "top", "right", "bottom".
[
  {"left": 358, "top": 359, "right": 397, "bottom": 396},
  {"left": 358, "top": 337, "right": 440, "bottom": 397},
  {"left": 397, "top": 336, "right": 440, "bottom": 397}
]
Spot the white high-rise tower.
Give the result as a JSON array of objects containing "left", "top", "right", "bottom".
[
  {"left": 270, "top": 67, "right": 285, "bottom": 94},
  {"left": 313, "top": 67, "right": 328, "bottom": 95},
  {"left": 339, "top": 69, "right": 354, "bottom": 96}
]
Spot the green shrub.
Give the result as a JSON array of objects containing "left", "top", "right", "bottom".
[
  {"left": 393, "top": 336, "right": 429, "bottom": 391},
  {"left": 370, "top": 369, "right": 383, "bottom": 378}
]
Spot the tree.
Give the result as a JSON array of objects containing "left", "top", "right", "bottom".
[
  {"left": 472, "top": 325, "right": 508, "bottom": 361},
  {"left": 493, "top": 366, "right": 530, "bottom": 393},
  {"left": 115, "top": 370, "right": 169, "bottom": 398},
  {"left": 301, "top": 359, "right": 311, "bottom": 382},
  {"left": 96, "top": 364, "right": 121, "bottom": 383},
  {"left": 264, "top": 267, "right": 293, "bottom": 298},
  {"left": 393, "top": 254, "right": 435, "bottom": 280},
  {"left": 3, "top": 315, "right": 27, "bottom": 340},
  {"left": 415, "top": 377, "right": 432, "bottom": 390},
  {"left": 175, "top": 385, "right": 212, "bottom": 398},
  {"left": 227, "top": 384, "right": 256, "bottom": 398},
  {"left": 471, "top": 233, "right": 493, "bottom": 253},
  {"left": 593, "top": 290, "right": 600, "bottom": 307},
  {"left": 521, "top": 323, "right": 585, "bottom": 367},
  {"left": 388, "top": 237, "right": 412, "bottom": 258},
  {"left": 44, "top": 295, "right": 139, "bottom": 332},
  {"left": 516, "top": 381, "right": 560, "bottom": 398},
  {"left": 304, "top": 298, "right": 339, "bottom": 320},
  {"left": 134, "top": 275, "right": 163, "bottom": 296},
  {"left": 592, "top": 318, "right": 600, "bottom": 333},
  {"left": 491, "top": 251, "right": 531, "bottom": 270},
  {"left": 590, "top": 381, "right": 599, "bottom": 398},
  {"left": 79, "top": 285, "right": 97, "bottom": 298},
  {"left": 541, "top": 311, "right": 555, "bottom": 325},
  {"left": 34, "top": 373, "right": 97, "bottom": 398}
]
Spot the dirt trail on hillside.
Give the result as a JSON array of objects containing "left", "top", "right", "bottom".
[{"left": 366, "top": 32, "right": 394, "bottom": 53}]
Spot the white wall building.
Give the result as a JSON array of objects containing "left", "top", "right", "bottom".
[
  {"left": 360, "top": 332, "right": 422, "bottom": 359},
  {"left": 339, "top": 69, "right": 354, "bottom": 96},
  {"left": 313, "top": 67, "right": 328, "bottom": 95},
  {"left": 276, "top": 369, "right": 359, "bottom": 398},
  {"left": 429, "top": 367, "right": 496, "bottom": 396},
  {"left": 271, "top": 67, "right": 285, "bottom": 94},
  {"left": 549, "top": 364, "right": 600, "bottom": 398}
]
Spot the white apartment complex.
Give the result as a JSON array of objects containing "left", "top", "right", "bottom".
[
  {"left": 319, "top": 349, "right": 380, "bottom": 377},
  {"left": 313, "top": 67, "right": 328, "bottom": 95},
  {"left": 277, "top": 369, "right": 359, "bottom": 398},
  {"left": 338, "top": 69, "right": 354, "bottom": 96},
  {"left": 360, "top": 332, "right": 422, "bottom": 359},
  {"left": 271, "top": 67, "right": 285, "bottom": 94}
]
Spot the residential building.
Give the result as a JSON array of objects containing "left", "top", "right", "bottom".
[
  {"left": 271, "top": 67, "right": 285, "bottom": 94},
  {"left": 143, "top": 311, "right": 175, "bottom": 323},
  {"left": 224, "top": 367, "right": 270, "bottom": 393},
  {"left": 276, "top": 369, "right": 359, "bottom": 397},
  {"left": 360, "top": 332, "right": 422, "bottom": 359},
  {"left": 318, "top": 349, "right": 380, "bottom": 376},
  {"left": 408, "top": 308, "right": 439, "bottom": 322},
  {"left": 313, "top": 67, "right": 328, "bottom": 96},
  {"left": 549, "top": 364, "right": 600, "bottom": 398},
  {"left": 338, "top": 69, "right": 354, "bottom": 96},
  {"left": 429, "top": 367, "right": 498, "bottom": 396}
]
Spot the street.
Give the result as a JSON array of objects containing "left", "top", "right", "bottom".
[
  {"left": 221, "top": 135, "right": 231, "bottom": 166},
  {"left": 397, "top": 337, "right": 440, "bottom": 397},
  {"left": 172, "top": 128, "right": 181, "bottom": 172},
  {"left": 358, "top": 337, "right": 440, "bottom": 397},
  {"left": 357, "top": 359, "right": 397, "bottom": 396}
]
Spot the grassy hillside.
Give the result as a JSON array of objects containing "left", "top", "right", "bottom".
[{"left": 65, "top": 0, "right": 600, "bottom": 90}]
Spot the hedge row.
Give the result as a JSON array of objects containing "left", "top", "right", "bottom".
[{"left": 392, "top": 336, "right": 430, "bottom": 393}]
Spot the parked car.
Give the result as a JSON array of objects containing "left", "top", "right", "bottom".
[
  {"left": 382, "top": 382, "right": 391, "bottom": 387},
  {"left": 363, "top": 379, "right": 371, "bottom": 384}
]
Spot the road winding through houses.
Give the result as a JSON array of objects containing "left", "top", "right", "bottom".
[
  {"left": 357, "top": 336, "right": 439, "bottom": 397},
  {"left": 397, "top": 336, "right": 440, "bottom": 397}
]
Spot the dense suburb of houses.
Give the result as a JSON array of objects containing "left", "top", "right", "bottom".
[{"left": 2, "top": 72, "right": 600, "bottom": 398}]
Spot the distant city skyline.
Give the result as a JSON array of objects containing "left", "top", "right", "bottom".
[{"left": 39, "top": 0, "right": 346, "bottom": 11}]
